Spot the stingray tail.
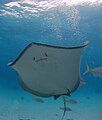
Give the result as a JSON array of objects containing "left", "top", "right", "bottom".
[
  {"left": 61, "top": 96, "right": 66, "bottom": 120},
  {"left": 83, "top": 64, "right": 92, "bottom": 75}
]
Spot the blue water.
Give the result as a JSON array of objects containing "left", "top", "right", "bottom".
[{"left": 0, "top": 0, "right": 102, "bottom": 120}]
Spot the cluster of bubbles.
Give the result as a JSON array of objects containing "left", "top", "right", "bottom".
[{"left": 0, "top": 0, "right": 101, "bottom": 45}]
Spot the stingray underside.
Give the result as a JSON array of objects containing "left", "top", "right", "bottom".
[{"left": 8, "top": 41, "right": 89, "bottom": 99}]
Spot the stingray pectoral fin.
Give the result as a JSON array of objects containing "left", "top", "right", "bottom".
[
  {"left": 7, "top": 62, "right": 13, "bottom": 66},
  {"left": 54, "top": 95, "right": 61, "bottom": 100}
]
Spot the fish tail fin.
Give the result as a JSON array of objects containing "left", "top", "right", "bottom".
[
  {"left": 61, "top": 96, "right": 66, "bottom": 120},
  {"left": 83, "top": 64, "right": 92, "bottom": 75}
]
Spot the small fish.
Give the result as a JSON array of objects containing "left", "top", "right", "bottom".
[
  {"left": 34, "top": 97, "right": 44, "bottom": 103},
  {"left": 66, "top": 99, "right": 77, "bottom": 104},
  {"left": 60, "top": 107, "right": 72, "bottom": 111},
  {"left": 83, "top": 64, "right": 102, "bottom": 78}
]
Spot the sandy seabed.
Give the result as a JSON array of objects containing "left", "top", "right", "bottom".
[{"left": 0, "top": 78, "right": 102, "bottom": 120}]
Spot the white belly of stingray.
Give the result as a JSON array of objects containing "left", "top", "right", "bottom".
[{"left": 8, "top": 42, "right": 88, "bottom": 97}]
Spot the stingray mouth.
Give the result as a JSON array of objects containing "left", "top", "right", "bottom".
[
  {"left": 35, "top": 57, "right": 48, "bottom": 62},
  {"left": 33, "top": 57, "right": 48, "bottom": 62}
]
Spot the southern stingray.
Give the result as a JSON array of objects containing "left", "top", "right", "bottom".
[{"left": 8, "top": 41, "right": 89, "bottom": 119}]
